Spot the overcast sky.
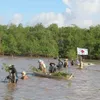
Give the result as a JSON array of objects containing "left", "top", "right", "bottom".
[{"left": 0, "top": 0, "right": 100, "bottom": 28}]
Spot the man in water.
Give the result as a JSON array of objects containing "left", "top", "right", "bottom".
[
  {"left": 21, "top": 71, "right": 29, "bottom": 80},
  {"left": 49, "top": 63, "right": 56, "bottom": 74},
  {"left": 38, "top": 59, "right": 47, "bottom": 74},
  {"left": 7, "top": 65, "right": 18, "bottom": 83},
  {"left": 57, "top": 58, "right": 63, "bottom": 70},
  {"left": 63, "top": 59, "right": 68, "bottom": 68}
]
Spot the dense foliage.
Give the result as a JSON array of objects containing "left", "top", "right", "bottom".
[
  {"left": 2, "top": 63, "right": 10, "bottom": 72},
  {"left": 0, "top": 23, "right": 100, "bottom": 59}
]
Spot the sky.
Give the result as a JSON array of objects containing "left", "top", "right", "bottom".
[{"left": 0, "top": 0, "right": 100, "bottom": 28}]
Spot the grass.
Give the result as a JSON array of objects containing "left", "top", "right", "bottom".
[
  {"left": 52, "top": 72, "right": 71, "bottom": 77},
  {"left": 30, "top": 66, "right": 41, "bottom": 72},
  {"left": 2, "top": 63, "right": 10, "bottom": 72}
]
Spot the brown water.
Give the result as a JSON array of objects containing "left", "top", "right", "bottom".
[{"left": 0, "top": 56, "right": 100, "bottom": 100}]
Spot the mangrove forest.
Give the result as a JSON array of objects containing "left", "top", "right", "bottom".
[{"left": 0, "top": 23, "right": 100, "bottom": 59}]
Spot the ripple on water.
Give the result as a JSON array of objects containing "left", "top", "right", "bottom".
[{"left": 0, "top": 57, "right": 100, "bottom": 100}]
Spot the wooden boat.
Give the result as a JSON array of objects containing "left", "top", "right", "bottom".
[{"left": 33, "top": 71, "right": 73, "bottom": 80}]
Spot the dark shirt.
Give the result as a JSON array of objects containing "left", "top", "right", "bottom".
[
  {"left": 49, "top": 63, "right": 56, "bottom": 73},
  {"left": 9, "top": 66, "right": 18, "bottom": 77}
]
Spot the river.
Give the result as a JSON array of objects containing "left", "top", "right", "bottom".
[{"left": 0, "top": 56, "right": 100, "bottom": 100}]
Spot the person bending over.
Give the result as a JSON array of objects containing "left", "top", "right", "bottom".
[
  {"left": 38, "top": 59, "right": 47, "bottom": 74},
  {"left": 7, "top": 65, "right": 18, "bottom": 83}
]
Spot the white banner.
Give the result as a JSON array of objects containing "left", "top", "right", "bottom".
[{"left": 77, "top": 47, "right": 88, "bottom": 55}]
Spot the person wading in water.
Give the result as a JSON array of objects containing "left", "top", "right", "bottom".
[
  {"left": 21, "top": 71, "right": 29, "bottom": 80},
  {"left": 56, "top": 58, "right": 63, "bottom": 70},
  {"left": 7, "top": 65, "right": 18, "bottom": 83},
  {"left": 38, "top": 59, "right": 47, "bottom": 74},
  {"left": 49, "top": 63, "right": 57, "bottom": 74}
]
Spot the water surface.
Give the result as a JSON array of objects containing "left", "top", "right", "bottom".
[{"left": 0, "top": 56, "right": 100, "bottom": 100}]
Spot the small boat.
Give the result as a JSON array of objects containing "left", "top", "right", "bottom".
[{"left": 33, "top": 71, "right": 73, "bottom": 80}]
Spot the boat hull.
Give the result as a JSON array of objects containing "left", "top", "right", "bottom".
[{"left": 33, "top": 72, "right": 73, "bottom": 80}]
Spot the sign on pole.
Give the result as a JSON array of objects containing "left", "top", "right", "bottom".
[{"left": 77, "top": 47, "right": 88, "bottom": 55}]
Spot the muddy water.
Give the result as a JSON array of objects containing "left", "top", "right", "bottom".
[{"left": 0, "top": 56, "right": 100, "bottom": 100}]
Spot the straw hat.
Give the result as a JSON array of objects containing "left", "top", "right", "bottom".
[{"left": 22, "top": 71, "right": 26, "bottom": 76}]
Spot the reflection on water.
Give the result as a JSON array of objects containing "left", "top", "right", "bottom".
[
  {"left": 4, "top": 83, "right": 16, "bottom": 100},
  {"left": 0, "top": 57, "right": 100, "bottom": 100}
]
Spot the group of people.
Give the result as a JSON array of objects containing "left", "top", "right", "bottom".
[
  {"left": 38, "top": 58, "right": 70, "bottom": 74},
  {"left": 6, "top": 58, "right": 83, "bottom": 83},
  {"left": 38, "top": 58, "right": 83, "bottom": 74},
  {"left": 6, "top": 65, "right": 29, "bottom": 83}
]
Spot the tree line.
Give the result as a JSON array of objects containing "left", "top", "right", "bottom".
[{"left": 0, "top": 23, "right": 100, "bottom": 59}]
